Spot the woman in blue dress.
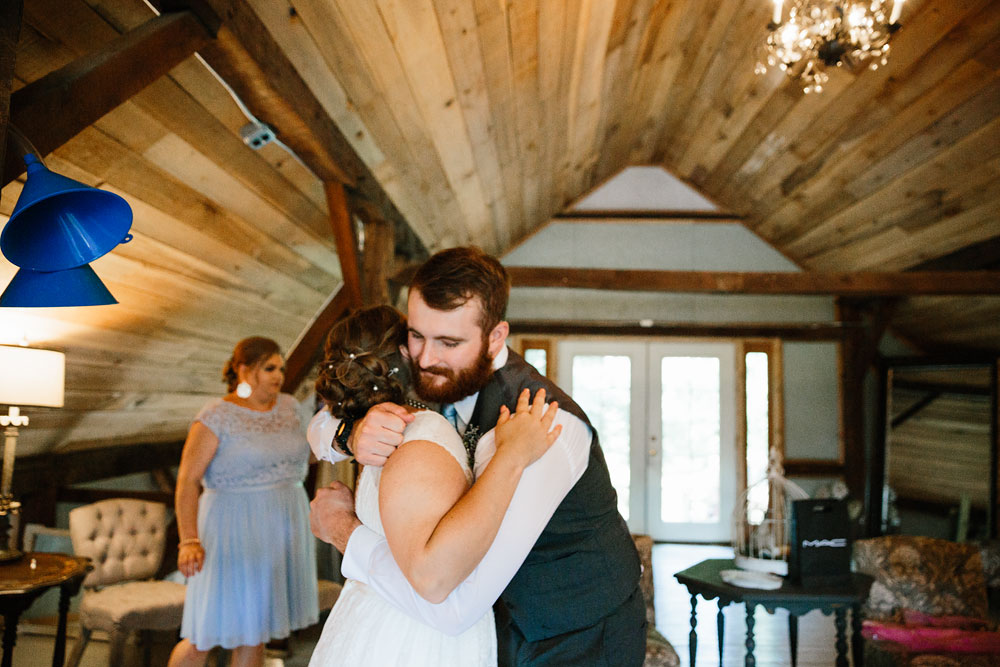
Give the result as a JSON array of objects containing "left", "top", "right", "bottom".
[{"left": 168, "top": 337, "right": 318, "bottom": 667}]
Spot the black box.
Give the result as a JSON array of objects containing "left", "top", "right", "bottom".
[{"left": 788, "top": 499, "right": 851, "bottom": 586}]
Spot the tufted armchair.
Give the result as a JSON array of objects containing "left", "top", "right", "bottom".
[
  {"left": 854, "top": 535, "right": 1000, "bottom": 666},
  {"left": 66, "top": 499, "right": 187, "bottom": 667}
]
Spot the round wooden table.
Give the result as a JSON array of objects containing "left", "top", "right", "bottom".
[{"left": 0, "top": 552, "right": 91, "bottom": 667}]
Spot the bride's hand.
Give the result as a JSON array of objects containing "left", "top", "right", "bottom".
[{"left": 493, "top": 388, "right": 562, "bottom": 468}]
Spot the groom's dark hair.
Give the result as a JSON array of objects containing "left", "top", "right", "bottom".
[{"left": 410, "top": 246, "right": 510, "bottom": 334}]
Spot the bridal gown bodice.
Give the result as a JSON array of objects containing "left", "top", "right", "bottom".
[{"left": 309, "top": 410, "right": 497, "bottom": 667}]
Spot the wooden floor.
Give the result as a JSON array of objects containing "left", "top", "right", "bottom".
[{"left": 14, "top": 544, "right": 850, "bottom": 667}]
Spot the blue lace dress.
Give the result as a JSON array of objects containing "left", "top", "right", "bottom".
[{"left": 180, "top": 393, "right": 319, "bottom": 650}]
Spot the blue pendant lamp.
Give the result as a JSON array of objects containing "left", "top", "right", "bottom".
[{"left": 1, "top": 153, "right": 132, "bottom": 306}]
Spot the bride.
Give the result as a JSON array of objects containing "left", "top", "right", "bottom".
[{"left": 308, "top": 305, "right": 559, "bottom": 666}]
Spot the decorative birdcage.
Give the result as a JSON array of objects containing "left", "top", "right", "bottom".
[{"left": 732, "top": 447, "right": 808, "bottom": 575}]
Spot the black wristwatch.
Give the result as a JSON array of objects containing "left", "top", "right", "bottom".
[{"left": 334, "top": 417, "right": 355, "bottom": 457}]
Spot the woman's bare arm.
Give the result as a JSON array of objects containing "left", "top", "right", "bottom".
[
  {"left": 378, "top": 389, "right": 560, "bottom": 603},
  {"left": 174, "top": 421, "right": 219, "bottom": 576}
]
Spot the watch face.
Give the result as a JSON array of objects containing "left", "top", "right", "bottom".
[{"left": 335, "top": 419, "right": 350, "bottom": 444}]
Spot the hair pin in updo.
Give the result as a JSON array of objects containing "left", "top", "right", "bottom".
[
  {"left": 373, "top": 385, "right": 378, "bottom": 391},
  {"left": 388, "top": 367, "right": 399, "bottom": 376},
  {"left": 348, "top": 353, "right": 356, "bottom": 360}
]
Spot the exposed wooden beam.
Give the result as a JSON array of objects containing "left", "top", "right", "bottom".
[
  {"left": 837, "top": 299, "right": 888, "bottom": 501},
  {"left": 505, "top": 267, "right": 1000, "bottom": 296},
  {"left": 0, "top": 0, "right": 22, "bottom": 178},
  {"left": 358, "top": 209, "right": 395, "bottom": 305},
  {"left": 191, "top": 0, "right": 416, "bottom": 251},
  {"left": 325, "top": 181, "right": 362, "bottom": 308},
  {"left": 783, "top": 460, "right": 845, "bottom": 477},
  {"left": 282, "top": 285, "right": 354, "bottom": 394},
  {"left": 553, "top": 209, "right": 743, "bottom": 221},
  {"left": 2, "top": 10, "right": 214, "bottom": 186},
  {"left": 508, "top": 320, "right": 855, "bottom": 341}
]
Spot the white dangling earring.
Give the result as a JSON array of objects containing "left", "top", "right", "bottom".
[{"left": 236, "top": 381, "right": 252, "bottom": 398}]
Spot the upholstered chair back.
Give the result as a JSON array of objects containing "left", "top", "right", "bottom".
[
  {"left": 69, "top": 499, "right": 168, "bottom": 589},
  {"left": 854, "top": 535, "right": 989, "bottom": 621}
]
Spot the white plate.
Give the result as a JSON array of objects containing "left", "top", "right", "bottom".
[{"left": 719, "top": 569, "right": 783, "bottom": 590}]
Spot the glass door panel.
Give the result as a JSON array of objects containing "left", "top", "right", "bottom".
[
  {"left": 648, "top": 342, "right": 737, "bottom": 542},
  {"left": 558, "top": 342, "right": 647, "bottom": 530}
]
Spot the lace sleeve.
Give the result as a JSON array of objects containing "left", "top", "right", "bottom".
[{"left": 193, "top": 399, "right": 224, "bottom": 438}]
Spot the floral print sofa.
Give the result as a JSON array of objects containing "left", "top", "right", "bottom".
[{"left": 853, "top": 535, "right": 1000, "bottom": 666}]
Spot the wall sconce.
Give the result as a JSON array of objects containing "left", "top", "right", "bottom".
[{"left": 0, "top": 344, "right": 65, "bottom": 561}]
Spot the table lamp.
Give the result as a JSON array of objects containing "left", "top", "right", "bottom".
[{"left": 0, "top": 345, "right": 65, "bottom": 561}]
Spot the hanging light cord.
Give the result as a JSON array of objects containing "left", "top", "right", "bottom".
[{"left": 6, "top": 124, "right": 45, "bottom": 167}]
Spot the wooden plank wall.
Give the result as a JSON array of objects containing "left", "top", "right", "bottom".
[{"left": 1, "top": 0, "right": 342, "bottom": 454}]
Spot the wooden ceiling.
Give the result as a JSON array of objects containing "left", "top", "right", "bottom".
[{"left": 2, "top": 0, "right": 999, "bottom": 455}]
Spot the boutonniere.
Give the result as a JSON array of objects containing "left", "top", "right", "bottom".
[{"left": 462, "top": 425, "right": 481, "bottom": 472}]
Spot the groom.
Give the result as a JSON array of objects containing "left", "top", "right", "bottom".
[{"left": 310, "top": 247, "right": 645, "bottom": 665}]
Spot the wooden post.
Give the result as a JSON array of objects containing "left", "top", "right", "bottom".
[
  {"left": 837, "top": 299, "right": 871, "bottom": 501},
  {"left": 0, "top": 0, "right": 22, "bottom": 177},
  {"left": 359, "top": 210, "right": 396, "bottom": 306},
  {"left": 325, "top": 182, "right": 363, "bottom": 309},
  {"left": 836, "top": 298, "right": 894, "bottom": 505}
]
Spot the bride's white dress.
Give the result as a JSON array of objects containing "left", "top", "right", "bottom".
[{"left": 309, "top": 410, "right": 497, "bottom": 666}]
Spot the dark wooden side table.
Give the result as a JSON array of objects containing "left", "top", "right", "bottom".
[
  {"left": 674, "top": 558, "right": 873, "bottom": 667},
  {"left": 0, "top": 552, "right": 91, "bottom": 667}
]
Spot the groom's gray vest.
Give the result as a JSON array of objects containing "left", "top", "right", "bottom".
[{"left": 467, "top": 349, "right": 641, "bottom": 642}]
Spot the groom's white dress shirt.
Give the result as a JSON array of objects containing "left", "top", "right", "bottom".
[{"left": 306, "top": 346, "right": 592, "bottom": 635}]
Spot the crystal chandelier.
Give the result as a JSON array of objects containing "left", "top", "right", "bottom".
[{"left": 756, "top": 0, "right": 904, "bottom": 93}]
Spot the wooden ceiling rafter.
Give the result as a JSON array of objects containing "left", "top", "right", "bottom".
[
  {"left": 281, "top": 284, "right": 354, "bottom": 394},
  {"left": 324, "top": 180, "right": 362, "bottom": 310},
  {"left": 2, "top": 9, "right": 215, "bottom": 186},
  {"left": 505, "top": 267, "right": 1000, "bottom": 296},
  {"left": 186, "top": 0, "right": 420, "bottom": 258},
  {"left": 509, "top": 320, "right": 855, "bottom": 341}
]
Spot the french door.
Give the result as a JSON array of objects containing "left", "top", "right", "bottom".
[{"left": 559, "top": 341, "right": 737, "bottom": 542}]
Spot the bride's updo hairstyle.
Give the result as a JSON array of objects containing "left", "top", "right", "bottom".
[{"left": 316, "top": 305, "right": 408, "bottom": 420}]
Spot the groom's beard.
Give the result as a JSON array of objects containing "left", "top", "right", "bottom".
[{"left": 411, "top": 342, "right": 494, "bottom": 405}]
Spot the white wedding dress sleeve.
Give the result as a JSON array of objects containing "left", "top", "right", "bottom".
[{"left": 308, "top": 410, "right": 497, "bottom": 666}]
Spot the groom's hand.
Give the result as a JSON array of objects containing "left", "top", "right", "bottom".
[
  {"left": 350, "top": 402, "right": 413, "bottom": 467},
  {"left": 311, "top": 482, "right": 361, "bottom": 554}
]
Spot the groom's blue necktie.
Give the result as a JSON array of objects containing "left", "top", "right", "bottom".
[{"left": 442, "top": 403, "right": 458, "bottom": 429}]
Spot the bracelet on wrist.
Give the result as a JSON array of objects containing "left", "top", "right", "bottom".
[
  {"left": 335, "top": 417, "right": 356, "bottom": 457},
  {"left": 178, "top": 538, "right": 201, "bottom": 548}
]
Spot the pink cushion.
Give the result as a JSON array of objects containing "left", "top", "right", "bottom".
[
  {"left": 902, "top": 609, "right": 990, "bottom": 630},
  {"left": 863, "top": 620, "right": 1000, "bottom": 654}
]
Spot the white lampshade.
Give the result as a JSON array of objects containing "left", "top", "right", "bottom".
[{"left": 0, "top": 345, "right": 65, "bottom": 407}]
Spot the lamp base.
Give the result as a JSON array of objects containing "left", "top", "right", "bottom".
[
  {"left": 0, "top": 547, "right": 22, "bottom": 563},
  {"left": 0, "top": 499, "right": 22, "bottom": 560}
]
